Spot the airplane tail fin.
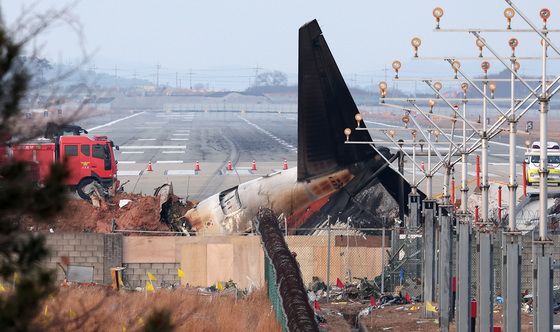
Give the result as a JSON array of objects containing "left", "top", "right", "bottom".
[{"left": 297, "top": 19, "right": 375, "bottom": 181}]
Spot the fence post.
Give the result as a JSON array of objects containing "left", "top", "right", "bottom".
[
  {"left": 381, "top": 218, "right": 386, "bottom": 294},
  {"left": 326, "top": 223, "right": 331, "bottom": 303}
]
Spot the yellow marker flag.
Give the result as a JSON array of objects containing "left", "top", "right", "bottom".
[
  {"left": 426, "top": 301, "right": 438, "bottom": 313},
  {"left": 43, "top": 305, "right": 48, "bottom": 317},
  {"left": 147, "top": 272, "right": 157, "bottom": 281},
  {"left": 177, "top": 268, "right": 185, "bottom": 278},
  {"left": 216, "top": 281, "right": 224, "bottom": 291},
  {"left": 68, "top": 308, "right": 76, "bottom": 319},
  {"left": 136, "top": 318, "right": 144, "bottom": 327},
  {"left": 146, "top": 281, "right": 155, "bottom": 292},
  {"left": 122, "top": 326, "right": 127, "bottom": 332},
  {"left": 0, "top": 283, "right": 5, "bottom": 292}
]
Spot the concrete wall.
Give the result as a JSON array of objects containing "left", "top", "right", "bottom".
[
  {"left": 122, "top": 235, "right": 387, "bottom": 289},
  {"left": 44, "top": 233, "right": 387, "bottom": 289},
  {"left": 45, "top": 233, "right": 122, "bottom": 284}
]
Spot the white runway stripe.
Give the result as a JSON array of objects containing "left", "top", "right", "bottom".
[
  {"left": 120, "top": 145, "right": 185, "bottom": 149},
  {"left": 117, "top": 170, "right": 142, "bottom": 176},
  {"left": 162, "top": 151, "right": 185, "bottom": 154},
  {"left": 138, "top": 138, "right": 156, "bottom": 141},
  {"left": 117, "top": 161, "right": 137, "bottom": 164},
  {"left": 156, "top": 160, "right": 184, "bottom": 164},
  {"left": 121, "top": 151, "right": 144, "bottom": 154},
  {"left": 87, "top": 112, "right": 145, "bottom": 132},
  {"left": 169, "top": 138, "right": 189, "bottom": 141},
  {"left": 166, "top": 170, "right": 196, "bottom": 175}
]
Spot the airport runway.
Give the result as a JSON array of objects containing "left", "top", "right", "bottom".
[
  {"left": 80, "top": 110, "right": 298, "bottom": 201},
  {"left": 79, "top": 110, "right": 549, "bottom": 202}
]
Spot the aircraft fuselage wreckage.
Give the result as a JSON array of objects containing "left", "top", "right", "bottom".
[{"left": 183, "top": 20, "right": 413, "bottom": 235}]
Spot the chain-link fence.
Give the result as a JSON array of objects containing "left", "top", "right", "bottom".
[{"left": 265, "top": 226, "right": 423, "bottom": 302}]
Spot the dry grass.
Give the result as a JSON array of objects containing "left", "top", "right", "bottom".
[{"left": 33, "top": 286, "right": 281, "bottom": 331}]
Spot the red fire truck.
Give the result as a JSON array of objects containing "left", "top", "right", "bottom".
[{"left": 1, "top": 124, "right": 119, "bottom": 200}]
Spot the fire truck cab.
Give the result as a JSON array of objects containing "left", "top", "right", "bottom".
[{"left": 7, "top": 131, "right": 118, "bottom": 199}]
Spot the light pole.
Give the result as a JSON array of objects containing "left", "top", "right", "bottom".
[{"left": 456, "top": 81, "right": 472, "bottom": 332}]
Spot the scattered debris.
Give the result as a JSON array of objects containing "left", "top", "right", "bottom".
[{"left": 21, "top": 192, "right": 192, "bottom": 234}]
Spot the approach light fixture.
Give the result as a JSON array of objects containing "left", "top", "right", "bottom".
[
  {"left": 540, "top": 8, "right": 551, "bottom": 28},
  {"left": 476, "top": 38, "right": 485, "bottom": 57},
  {"left": 509, "top": 38, "right": 519, "bottom": 57},
  {"left": 392, "top": 60, "right": 402, "bottom": 79},
  {"left": 433, "top": 129, "right": 440, "bottom": 142},
  {"left": 461, "top": 82, "right": 469, "bottom": 95},
  {"left": 344, "top": 128, "right": 352, "bottom": 141},
  {"left": 355, "top": 113, "right": 363, "bottom": 127},
  {"left": 379, "top": 81, "right": 388, "bottom": 102},
  {"left": 433, "top": 81, "right": 443, "bottom": 98},
  {"left": 451, "top": 60, "right": 461, "bottom": 79},
  {"left": 481, "top": 61, "right": 490, "bottom": 77},
  {"left": 428, "top": 99, "right": 436, "bottom": 113},
  {"left": 411, "top": 37, "right": 422, "bottom": 57},
  {"left": 402, "top": 114, "right": 410, "bottom": 127},
  {"left": 452, "top": 105, "right": 459, "bottom": 123},
  {"left": 504, "top": 7, "right": 515, "bottom": 29},
  {"left": 488, "top": 81, "right": 497, "bottom": 98},
  {"left": 433, "top": 7, "right": 444, "bottom": 29},
  {"left": 513, "top": 60, "right": 521, "bottom": 72},
  {"left": 388, "top": 129, "right": 396, "bottom": 138}
]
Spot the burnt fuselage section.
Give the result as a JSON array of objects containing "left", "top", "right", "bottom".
[{"left": 184, "top": 167, "right": 353, "bottom": 234}]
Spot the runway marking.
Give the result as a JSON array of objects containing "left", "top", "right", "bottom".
[
  {"left": 222, "top": 169, "right": 253, "bottom": 175},
  {"left": 120, "top": 145, "right": 186, "bottom": 149},
  {"left": 468, "top": 171, "right": 499, "bottom": 177},
  {"left": 169, "top": 138, "right": 189, "bottom": 141},
  {"left": 87, "top": 112, "right": 145, "bottom": 132},
  {"left": 490, "top": 162, "right": 510, "bottom": 166},
  {"left": 138, "top": 138, "right": 156, "bottom": 141},
  {"left": 117, "top": 161, "right": 137, "bottom": 164},
  {"left": 239, "top": 116, "right": 295, "bottom": 152},
  {"left": 121, "top": 151, "right": 144, "bottom": 154},
  {"left": 172, "top": 133, "right": 190, "bottom": 136},
  {"left": 117, "top": 170, "right": 142, "bottom": 176},
  {"left": 162, "top": 151, "right": 185, "bottom": 154},
  {"left": 156, "top": 160, "right": 184, "bottom": 164},
  {"left": 166, "top": 170, "right": 196, "bottom": 175}
]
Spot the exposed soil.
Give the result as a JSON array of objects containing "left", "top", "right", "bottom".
[{"left": 20, "top": 193, "right": 191, "bottom": 233}]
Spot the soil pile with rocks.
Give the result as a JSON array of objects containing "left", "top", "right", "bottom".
[{"left": 21, "top": 193, "right": 191, "bottom": 233}]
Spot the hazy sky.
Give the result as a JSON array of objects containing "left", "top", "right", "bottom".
[{"left": 2, "top": 0, "right": 559, "bottom": 89}]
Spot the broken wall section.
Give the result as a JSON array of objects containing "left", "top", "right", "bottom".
[{"left": 45, "top": 233, "right": 123, "bottom": 284}]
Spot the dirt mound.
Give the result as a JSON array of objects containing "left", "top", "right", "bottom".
[{"left": 21, "top": 193, "right": 191, "bottom": 234}]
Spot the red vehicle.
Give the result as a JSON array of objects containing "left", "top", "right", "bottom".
[{"left": 2, "top": 125, "right": 119, "bottom": 200}]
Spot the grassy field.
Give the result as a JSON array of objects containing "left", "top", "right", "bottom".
[{"left": 33, "top": 286, "right": 280, "bottom": 331}]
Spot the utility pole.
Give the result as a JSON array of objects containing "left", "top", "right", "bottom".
[
  {"left": 253, "top": 64, "right": 261, "bottom": 86},
  {"left": 156, "top": 63, "right": 161, "bottom": 88},
  {"left": 114, "top": 64, "right": 119, "bottom": 87},
  {"left": 189, "top": 69, "right": 193, "bottom": 90}
]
